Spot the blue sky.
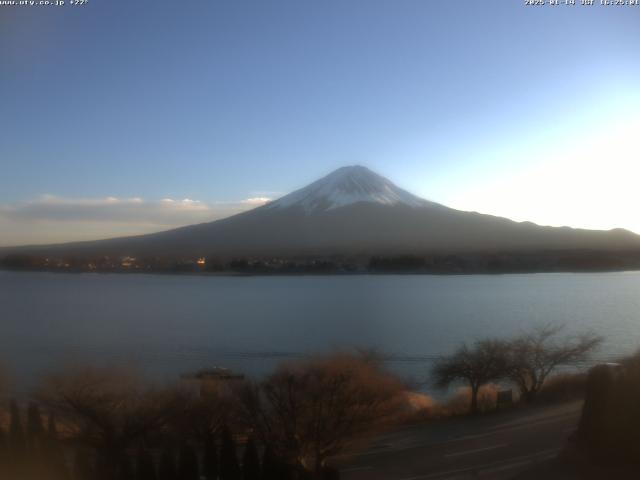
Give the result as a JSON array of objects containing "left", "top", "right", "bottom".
[{"left": 1, "top": 0, "right": 639, "bottom": 245}]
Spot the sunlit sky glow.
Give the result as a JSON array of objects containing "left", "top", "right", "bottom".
[{"left": 1, "top": 0, "right": 639, "bottom": 246}]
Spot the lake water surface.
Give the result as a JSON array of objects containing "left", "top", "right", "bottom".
[{"left": 1, "top": 270, "right": 639, "bottom": 390}]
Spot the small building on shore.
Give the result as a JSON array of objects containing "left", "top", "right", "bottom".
[{"left": 181, "top": 367, "right": 245, "bottom": 397}]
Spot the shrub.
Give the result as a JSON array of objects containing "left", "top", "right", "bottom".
[{"left": 240, "top": 352, "right": 405, "bottom": 475}]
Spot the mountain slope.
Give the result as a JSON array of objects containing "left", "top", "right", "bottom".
[{"left": 2, "top": 166, "right": 640, "bottom": 258}]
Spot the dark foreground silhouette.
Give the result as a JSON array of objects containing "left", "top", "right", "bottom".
[
  {"left": 515, "top": 353, "right": 640, "bottom": 479},
  {"left": 0, "top": 353, "right": 403, "bottom": 480}
]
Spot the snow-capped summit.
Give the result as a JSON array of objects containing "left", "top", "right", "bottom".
[{"left": 267, "top": 165, "right": 431, "bottom": 213}]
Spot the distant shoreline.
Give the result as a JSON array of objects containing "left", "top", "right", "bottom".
[
  {"left": 4, "top": 248, "right": 640, "bottom": 277},
  {"left": 3, "top": 265, "right": 640, "bottom": 277}
]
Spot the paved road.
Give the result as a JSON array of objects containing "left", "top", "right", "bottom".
[{"left": 340, "top": 401, "right": 583, "bottom": 480}]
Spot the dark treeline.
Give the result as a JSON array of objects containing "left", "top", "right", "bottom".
[
  {"left": 4, "top": 249, "right": 640, "bottom": 275},
  {"left": 0, "top": 254, "right": 357, "bottom": 275},
  {"left": 0, "top": 353, "right": 404, "bottom": 480},
  {"left": 368, "top": 250, "right": 640, "bottom": 273}
]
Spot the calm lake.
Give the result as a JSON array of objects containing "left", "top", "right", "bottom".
[{"left": 1, "top": 270, "right": 639, "bottom": 391}]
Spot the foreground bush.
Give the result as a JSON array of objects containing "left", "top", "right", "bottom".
[
  {"left": 1, "top": 354, "right": 399, "bottom": 479},
  {"left": 240, "top": 352, "right": 406, "bottom": 477}
]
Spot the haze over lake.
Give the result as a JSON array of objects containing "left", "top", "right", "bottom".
[{"left": 1, "top": 270, "right": 639, "bottom": 390}]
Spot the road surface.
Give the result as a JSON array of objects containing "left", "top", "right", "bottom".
[{"left": 340, "top": 401, "right": 582, "bottom": 480}]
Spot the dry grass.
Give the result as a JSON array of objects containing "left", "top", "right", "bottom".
[{"left": 401, "top": 384, "right": 505, "bottom": 422}]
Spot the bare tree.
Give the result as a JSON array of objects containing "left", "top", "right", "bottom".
[
  {"left": 432, "top": 339, "right": 508, "bottom": 414},
  {"left": 37, "top": 367, "right": 182, "bottom": 478},
  {"left": 166, "top": 380, "right": 239, "bottom": 446},
  {"left": 506, "top": 324, "right": 602, "bottom": 402},
  {"left": 239, "top": 352, "right": 405, "bottom": 477}
]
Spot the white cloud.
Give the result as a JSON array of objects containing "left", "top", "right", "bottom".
[
  {"left": 0, "top": 194, "right": 271, "bottom": 247},
  {"left": 241, "top": 197, "right": 272, "bottom": 205}
]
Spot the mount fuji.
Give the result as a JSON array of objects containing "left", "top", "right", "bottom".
[{"left": 4, "top": 166, "right": 640, "bottom": 260}]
